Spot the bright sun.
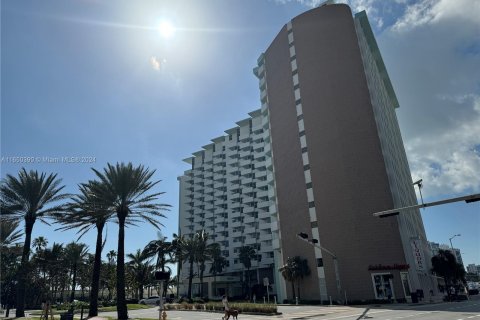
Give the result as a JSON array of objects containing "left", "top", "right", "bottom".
[{"left": 158, "top": 21, "right": 175, "bottom": 39}]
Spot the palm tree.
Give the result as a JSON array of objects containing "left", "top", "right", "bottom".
[
  {"left": 64, "top": 242, "right": 89, "bottom": 302},
  {"left": 279, "top": 257, "right": 297, "bottom": 299},
  {"left": 144, "top": 236, "right": 174, "bottom": 298},
  {"left": 171, "top": 233, "right": 184, "bottom": 299},
  {"left": 91, "top": 162, "right": 170, "bottom": 319},
  {"left": 0, "top": 168, "right": 67, "bottom": 317},
  {"left": 179, "top": 235, "right": 198, "bottom": 300},
  {"left": 194, "top": 230, "right": 216, "bottom": 298},
  {"left": 293, "top": 256, "right": 310, "bottom": 300},
  {"left": 431, "top": 249, "right": 465, "bottom": 300},
  {"left": 56, "top": 181, "right": 114, "bottom": 317},
  {"left": 144, "top": 236, "right": 173, "bottom": 271},
  {"left": 107, "top": 250, "right": 117, "bottom": 265},
  {"left": 43, "top": 243, "right": 64, "bottom": 301},
  {"left": 0, "top": 220, "right": 22, "bottom": 247},
  {"left": 32, "top": 236, "right": 48, "bottom": 253},
  {"left": 209, "top": 243, "right": 227, "bottom": 296},
  {"left": 239, "top": 245, "right": 256, "bottom": 296},
  {"left": 0, "top": 221, "right": 22, "bottom": 317},
  {"left": 126, "top": 249, "right": 152, "bottom": 300}
]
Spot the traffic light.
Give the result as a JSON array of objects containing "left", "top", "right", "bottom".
[
  {"left": 155, "top": 271, "right": 171, "bottom": 281},
  {"left": 379, "top": 211, "right": 400, "bottom": 218},
  {"left": 298, "top": 232, "right": 309, "bottom": 239}
]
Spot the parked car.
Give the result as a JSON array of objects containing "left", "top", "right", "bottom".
[{"left": 139, "top": 296, "right": 160, "bottom": 305}]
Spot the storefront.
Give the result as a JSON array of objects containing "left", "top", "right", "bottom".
[{"left": 368, "top": 264, "right": 411, "bottom": 301}]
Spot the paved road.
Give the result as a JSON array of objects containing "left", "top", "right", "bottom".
[
  {"left": 96, "top": 295, "right": 480, "bottom": 320},
  {"left": 2, "top": 296, "right": 478, "bottom": 320}
]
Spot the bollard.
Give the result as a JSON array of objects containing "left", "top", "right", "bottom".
[
  {"left": 274, "top": 296, "right": 277, "bottom": 305},
  {"left": 296, "top": 296, "right": 298, "bottom": 305},
  {"left": 263, "top": 296, "right": 266, "bottom": 304},
  {"left": 161, "top": 310, "right": 167, "bottom": 320},
  {"left": 329, "top": 296, "right": 332, "bottom": 306}
]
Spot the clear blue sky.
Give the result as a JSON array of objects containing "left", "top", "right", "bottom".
[{"left": 2, "top": 0, "right": 479, "bottom": 266}]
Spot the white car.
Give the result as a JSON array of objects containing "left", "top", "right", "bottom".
[{"left": 139, "top": 296, "right": 160, "bottom": 305}]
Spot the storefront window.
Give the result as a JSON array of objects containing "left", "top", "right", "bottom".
[
  {"left": 400, "top": 272, "right": 411, "bottom": 297},
  {"left": 371, "top": 273, "right": 394, "bottom": 300}
]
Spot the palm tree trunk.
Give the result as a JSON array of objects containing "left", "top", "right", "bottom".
[
  {"left": 116, "top": 216, "right": 128, "bottom": 320},
  {"left": 16, "top": 219, "right": 34, "bottom": 318},
  {"left": 297, "top": 280, "right": 301, "bottom": 301},
  {"left": 70, "top": 264, "right": 77, "bottom": 302},
  {"left": 176, "top": 259, "right": 182, "bottom": 299},
  {"left": 187, "top": 258, "right": 194, "bottom": 300},
  {"left": 88, "top": 223, "right": 104, "bottom": 317},
  {"left": 199, "top": 263, "right": 204, "bottom": 297}
]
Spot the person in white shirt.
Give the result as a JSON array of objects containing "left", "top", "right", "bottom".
[{"left": 222, "top": 295, "right": 229, "bottom": 320}]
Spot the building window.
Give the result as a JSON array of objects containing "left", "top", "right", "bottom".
[
  {"left": 311, "top": 221, "right": 318, "bottom": 228},
  {"left": 316, "top": 258, "right": 323, "bottom": 267},
  {"left": 303, "top": 164, "right": 310, "bottom": 171},
  {"left": 371, "top": 273, "right": 395, "bottom": 300},
  {"left": 306, "top": 182, "right": 312, "bottom": 189},
  {"left": 308, "top": 201, "right": 315, "bottom": 208},
  {"left": 301, "top": 147, "right": 308, "bottom": 153}
]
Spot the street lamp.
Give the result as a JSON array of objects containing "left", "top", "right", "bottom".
[
  {"left": 449, "top": 234, "right": 461, "bottom": 250},
  {"left": 296, "top": 233, "right": 343, "bottom": 304},
  {"left": 413, "top": 179, "right": 424, "bottom": 207}
]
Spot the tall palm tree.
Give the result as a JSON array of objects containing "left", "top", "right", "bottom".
[
  {"left": 209, "top": 243, "right": 227, "bottom": 296},
  {"left": 171, "top": 233, "right": 184, "bottom": 299},
  {"left": 0, "top": 220, "right": 22, "bottom": 247},
  {"left": 179, "top": 235, "right": 198, "bottom": 300},
  {"left": 64, "top": 242, "right": 89, "bottom": 302},
  {"left": 239, "top": 245, "right": 256, "bottom": 296},
  {"left": 194, "top": 230, "right": 215, "bottom": 298},
  {"left": 56, "top": 181, "right": 114, "bottom": 317},
  {"left": 91, "top": 162, "right": 169, "bottom": 320},
  {"left": 43, "top": 243, "right": 64, "bottom": 301},
  {"left": 144, "top": 236, "right": 173, "bottom": 271},
  {"left": 0, "top": 169, "right": 67, "bottom": 317},
  {"left": 126, "top": 249, "right": 152, "bottom": 300}
]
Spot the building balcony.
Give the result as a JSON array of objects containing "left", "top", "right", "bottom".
[
  {"left": 260, "top": 233, "right": 272, "bottom": 241},
  {"left": 272, "top": 238, "right": 280, "bottom": 250},
  {"left": 260, "top": 257, "right": 274, "bottom": 266},
  {"left": 270, "top": 220, "right": 279, "bottom": 231}
]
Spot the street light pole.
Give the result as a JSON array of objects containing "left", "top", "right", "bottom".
[
  {"left": 296, "top": 233, "right": 343, "bottom": 304},
  {"left": 449, "top": 234, "right": 460, "bottom": 250},
  {"left": 372, "top": 193, "right": 480, "bottom": 217}
]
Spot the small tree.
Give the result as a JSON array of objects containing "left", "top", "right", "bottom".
[
  {"left": 294, "top": 256, "right": 310, "bottom": 300},
  {"left": 279, "top": 257, "right": 296, "bottom": 300},
  {"left": 431, "top": 249, "right": 466, "bottom": 299}
]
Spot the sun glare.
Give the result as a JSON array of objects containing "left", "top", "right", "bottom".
[{"left": 158, "top": 21, "right": 175, "bottom": 39}]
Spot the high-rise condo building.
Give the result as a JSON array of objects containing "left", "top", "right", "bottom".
[{"left": 178, "top": 3, "right": 439, "bottom": 303}]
